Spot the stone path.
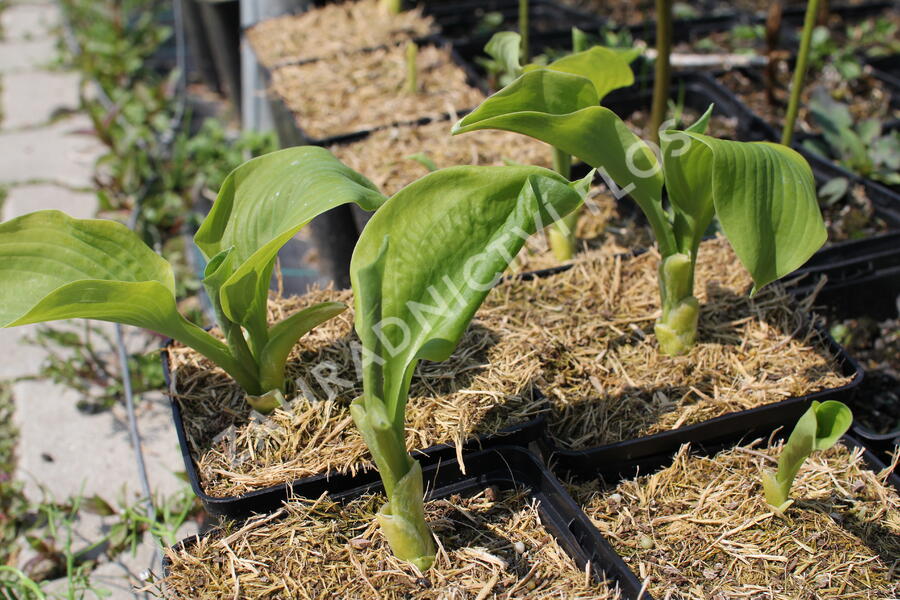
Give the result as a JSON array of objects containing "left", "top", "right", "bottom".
[{"left": 0, "top": 2, "right": 192, "bottom": 597}]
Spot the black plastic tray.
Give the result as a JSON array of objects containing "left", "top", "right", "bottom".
[
  {"left": 788, "top": 231, "right": 900, "bottom": 298},
  {"left": 554, "top": 431, "right": 898, "bottom": 598},
  {"left": 162, "top": 344, "right": 549, "bottom": 520},
  {"left": 547, "top": 328, "right": 863, "bottom": 469},
  {"left": 163, "top": 445, "right": 652, "bottom": 599},
  {"left": 423, "top": 0, "right": 602, "bottom": 46},
  {"left": 800, "top": 261, "right": 900, "bottom": 457}
]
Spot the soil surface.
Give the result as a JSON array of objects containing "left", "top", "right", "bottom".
[
  {"left": 480, "top": 237, "right": 853, "bottom": 451},
  {"left": 270, "top": 43, "right": 484, "bottom": 140},
  {"left": 163, "top": 487, "right": 621, "bottom": 599},
  {"left": 575, "top": 440, "right": 900, "bottom": 598},
  {"left": 247, "top": 0, "right": 435, "bottom": 67},
  {"left": 169, "top": 288, "right": 544, "bottom": 497}
]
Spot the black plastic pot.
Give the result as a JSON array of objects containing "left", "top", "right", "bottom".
[
  {"left": 162, "top": 344, "right": 550, "bottom": 520},
  {"left": 776, "top": 0, "right": 896, "bottom": 25},
  {"left": 789, "top": 231, "right": 900, "bottom": 298},
  {"left": 197, "top": 0, "right": 242, "bottom": 112},
  {"left": 164, "top": 445, "right": 651, "bottom": 599},
  {"left": 422, "top": 0, "right": 602, "bottom": 46},
  {"left": 553, "top": 431, "right": 898, "bottom": 598},
  {"left": 797, "top": 260, "right": 900, "bottom": 458},
  {"left": 547, "top": 330, "right": 863, "bottom": 470}
]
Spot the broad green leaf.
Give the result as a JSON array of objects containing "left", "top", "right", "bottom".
[
  {"left": 810, "top": 400, "right": 853, "bottom": 451},
  {"left": 351, "top": 166, "right": 590, "bottom": 428},
  {"left": 681, "top": 134, "right": 826, "bottom": 293},
  {"left": 764, "top": 400, "right": 852, "bottom": 509},
  {"left": 484, "top": 31, "right": 522, "bottom": 80},
  {"left": 685, "top": 104, "right": 714, "bottom": 135},
  {"left": 545, "top": 46, "right": 634, "bottom": 102},
  {"left": 662, "top": 126, "right": 716, "bottom": 256},
  {"left": 257, "top": 301, "right": 347, "bottom": 391},
  {"left": 0, "top": 210, "right": 176, "bottom": 330},
  {"left": 194, "top": 147, "right": 386, "bottom": 333},
  {"left": 452, "top": 69, "right": 670, "bottom": 253},
  {"left": 0, "top": 210, "right": 257, "bottom": 390}
]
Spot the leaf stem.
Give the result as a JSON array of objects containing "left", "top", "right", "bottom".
[
  {"left": 654, "top": 253, "right": 699, "bottom": 355},
  {"left": 519, "top": 0, "right": 529, "bottom": 63},
  {"left": 549, "top": 147, "right": 578, "bottom": 261},
  {"left": 649, "top": 0, "right": 673, "bottom": 145},
  {"left": 781, "top": 0, "right": 820, "bottom": 146},
  {"left": 170, "top": 318, "right": 261, "bottom": 394}
]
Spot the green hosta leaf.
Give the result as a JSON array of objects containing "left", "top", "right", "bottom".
[
  {"left": 0, "top": 210, "right": 177, "bottom": 331},
  {"left": 484, "top": 31, "right": 523, "bottom": 81},
  {"left": 764, "top": 400, "right": 852, "bottom": 510},
  {"left": 679, "top": 134, "right": 826, "bottom": 293},
  {"left": 543, "top": 46, "right": 634, "bottom": 101},
  {"left": 194, "top": 147, "right": 386, "bottom": 334},
  {"left": 810, "top": 400, "right": 853, "bottom": 450},
  {"left": 0, "top": 210, "right": 258, "bottom": 391},
  {"left": 351, "top": 166, "right": 590, "bottom": 428},
  {"left": 453, "top": 69, "right": 669, "bottom": 252},
  {"left": 662, "top": 123, "right": 715, "bottom": 256},
  {"left": 257, "top": 301, "right": 347, "bottom": 391}
]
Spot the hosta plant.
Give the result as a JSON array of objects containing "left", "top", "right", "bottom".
[
  {"left": 453, "top": 61, "right": 827, "bottom": 356},
  {"left": 763, "top": 400, "right": 853, "bottom": 512},
  {"left": 0, "top": 147, "right": 385, "bottom": 412},
  {"left": 350, "top": 165, "right": 590, "bottom": 570},
  {"left": 478, "top": 31, "right": 638, "bottom": 260}
]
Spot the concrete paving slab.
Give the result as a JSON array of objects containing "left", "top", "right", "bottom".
[
  {"left": 1, "top": 3, "right": 60, "bottom": 41},
  {"left": 1, "top": 70, "right": 80, "bottom": 129},
  {"left": 0, "top": 115, "right": 103, "bottom": 187},
  {"left": 0, "top": 36, "right": 57, "bottom": 72},
  {"left": 3, "top": 181, "right": 96, "bottom": 218},
  {"left": 13, "top": 378, "right": 186, "bottom": 502}
]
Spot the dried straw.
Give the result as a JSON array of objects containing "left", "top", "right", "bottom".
[
  {"left": 480, "top": 236, "right": 853, "bottom": 450},
  {"left": 329, "top": 121, "right": 553, "bottom": 196},
  {"left": 247, "top": 0, "right": 436, "bottom": 68},
  {"left": 169, "top": 288, "right": 544, "bottom": 497},
  {"left": 270, "top": 44, "right": 484, "bottom": 140},
  {"left": 163, "top": 487, "right": 623, "bottom": 599},
  {"left": 574, "top": 440, "right": 900, "bottom": 598}
]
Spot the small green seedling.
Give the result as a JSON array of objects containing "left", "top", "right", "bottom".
[
  {"left": 351, "top": 165, "right": 590, "bottom": 570},
  {"left": 763, "top": 400, "right": 853, "bottom": 512},
  {"left": 477, "top": 31, "right": 638, "bottom": 261},
  {"left": 805, "top": 88, "right": 900, "bottom": 187},
  {"left": 405, "top": 41, "right": 418, "bottom": 95},
  {"left": 0, "top": 147, "right": 385, "bottom": 411},
  {"left": 453, "top": 55, "right": 827, "bottom": 356}
]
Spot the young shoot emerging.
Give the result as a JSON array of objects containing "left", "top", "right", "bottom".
[
  {"left": 453, "top": 56, "right": 827, "bottom": 356},
  {"left": 351, "top": 165, "right": 590, "bottom": 570},
  {"left": 479, "top": 31, "right": 638, "bottom": 261},
  {"left": 763, "top": 400, "right": 853, "bottom": 512},
  {"left": 0, "top": 147, "right": 385, "bottom": 412},
  {"left": 405, "top": 42, "right": 418, "bottom": 95}
]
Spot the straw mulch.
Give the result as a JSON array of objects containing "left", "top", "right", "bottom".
[
  {"left": 329, "top": 120, "right": 553, "bottom": 196},
  {"left": 574, "top": 439, "right": 900, "bottom": 598},
  {"left": 270, "top": 43, "right": 484, "bottom": 140},
  {"left": 247, "top": 0, "right": 436, "bottom": 68},
  {"left": 480, "top": 236, "right": 853, "bottom": 451},
  {"left": 168, "top": 288, "right": 543, "bottom": 497},
  {"left": 162, "top": 487, "right": 623, "bottom": 600}
]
